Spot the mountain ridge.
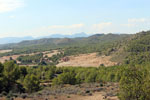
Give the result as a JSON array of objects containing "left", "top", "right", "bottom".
[{"left": 0, "top": 32, "right": 91, "bottom": 44}]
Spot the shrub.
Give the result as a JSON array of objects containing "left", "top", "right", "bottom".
[
  {"left": 23, "top": 74, "right": 40, "bottom": 93},
  {"left": 52, "top": 72, "right": 76, "bottom": 85}
]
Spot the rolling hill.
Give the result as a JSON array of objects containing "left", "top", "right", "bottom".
[
  {"left": 1, "top": 31, "right": 150, "bottom": 66},
  {"left": 0, "top": 33, "right": 131, "bottom": 57}
]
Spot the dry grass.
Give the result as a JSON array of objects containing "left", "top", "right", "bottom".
[
  {"left": 0, "top": 49, "right": 12, "bottom": 54},
  {"left": 43, "top": 50, "right": 59, "bottom": 57},
  {"left": 0, "top": 55, "right": 20, "bottom": 63},
  {"left": 57, "top": 53, "right": 118, "bottom": 67}
]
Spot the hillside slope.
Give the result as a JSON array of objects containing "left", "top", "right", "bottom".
[
  {"left": 0, "top": 34, "right": 131, "bottom": 57},
  {"left": 1, "top": 31, "right": 150, "bottom": 66},
  {"left": 110, "top": 31, "right": 150, "bottom": 65},
  {"left": 124, "top": 31, "right": 150, "bottom": 64}
]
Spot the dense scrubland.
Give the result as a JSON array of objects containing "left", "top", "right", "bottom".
[
  {"left": 1, "top": 31, "right": 150, "bottom": 100},
  {"left": 0, "top": 61, "right": 150, "bottom": 100}
]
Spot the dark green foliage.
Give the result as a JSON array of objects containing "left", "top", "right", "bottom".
[
  {"left": 125, "top": 31, "right": 150, "bottom": 65},
  {"left": 0, "top": 60, "right": 150, "bottom": 100},
  {"left": 52, "top": 66, "right": 121, "bottom": 85},
  {"left": 38, "top": 61, "right": 47, "bottom": 65},
  {"left": 0, "top": 63, "right": 4, "bottom": 92},
  {"left": 17, "top": 53, "right": 43, "bottom": 64},
  {"left": 45, "top": 66, "right": 56, "bottom": 80},
  {"left": 0, "top": 63, "right": 4, "bottom": 76},
  {"left": 19, "top": 66, "right": 28, "bottom": 77},
  {"left": 119, "top": 65, "right": 150, "bottom": 100},
  {"left": 48, "top": 52, "right": 64, "bottom": 65},
  {"left": 3, "top": 61, "right": 20, "bottom": 92},
  {"left": 85, "top": 70, "right": 97, "bottom": 83},
  {"left": 23, "top": 74, "right": 40, "bottom": 93},
  {"left": 53, "top": 71, "right": 76, "bottom": 85}
]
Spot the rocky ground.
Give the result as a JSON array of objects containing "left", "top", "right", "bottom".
[{"left": 0, "top": 83, "right": 119, "bottom": 100}]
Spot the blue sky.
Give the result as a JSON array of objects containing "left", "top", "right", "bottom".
[{"left": 0, "top": 0, "right": 150, "bottom": 38}]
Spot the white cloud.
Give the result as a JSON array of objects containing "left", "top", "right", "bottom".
[
  {"left": 92, "top": 22, "right": 112, "bottom": 30},
  {"left": 89, "top": 22, "right": 112, "bottom": 33},
  {"left": 48, "top": 24, "right": 84, "bottom": 29},
  {"left": 0, "top": 0, "right": 24, "bottom": 13},
  {"left": 9, "top": 15, "right": 16, "bottom": 18},
  {"left": 125, "top": 18, "right": 150, "bottom": 27},
  {"left": 26, "top": 23, "right": 114, "bottom": 37},
  {"left": 22, "top": 23, "right": 85, "bottom": 37},
  {"left": 128, "top": 18, "right": 147, "bottom": 23},
  {"left": 121, "top": 18, "right": 150, "bottom": 34},
  {"left": 2, "top": 20, "right": 150, "bottom": 38}
]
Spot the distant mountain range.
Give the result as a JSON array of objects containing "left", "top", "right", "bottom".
[
  {"left": 48, "top": 32, "right": 90, "bottom": 38},
  {"left": 1, "top": 30, "right": 150, "bottom": 65},
  {"left": 0, "top": 36, "right": 34, "bottom": 44},
  {"left": 0, "top": 32, "right": 91, "bottom": 44}
]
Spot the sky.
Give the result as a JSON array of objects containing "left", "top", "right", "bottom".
[{"left": 0, "top": 0, "right": 150, "bottom": 38}]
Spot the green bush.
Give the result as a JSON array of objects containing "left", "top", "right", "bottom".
[
  {"left": 23, "top": 74, "right": 40, "bottom": 93},
  {"left": 53, "top": 71, "right": 76, "bottom": 85},
  {"left": 119, "top": 66, "right": 150, "bottom": 100}
]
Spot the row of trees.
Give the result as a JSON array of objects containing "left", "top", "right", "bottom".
[
  {"left": 52, "top": 66, "right": 121, "bottom": 85},
  {"left": 0, "top": 62, "right": 120, "bottom": 94},
  {"left": 17, "top": 53, "right": 44, "bottom": 64},
  {"left": 1, "top": 61, "right": 150, "bottom": 100},
  {"left": 0, "top": 61, "right": 40, "bottom": 93}
]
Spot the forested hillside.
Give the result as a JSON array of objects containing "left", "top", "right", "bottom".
[
  {"left": 2, "top": 31, "right": 150, "bottom": 66},
  {"left": 0, "top": 34, "right": 130, "bottom": 57},
  {"left": 1, "top": 31, "right": 150, "bottom": 100},
  {"left": 124, "top": 31, "right": 150, "bottom": 65}
]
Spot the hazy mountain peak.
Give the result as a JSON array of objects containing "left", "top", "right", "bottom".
[
  {"left": 0, "top": 36, "right": 34, "bottom": 44},
  {"left": 0, "top": 33, "right": 90, "bottom": 44},
  {"left": 49, "top": 32, "right": 89, "bottom": 38}
]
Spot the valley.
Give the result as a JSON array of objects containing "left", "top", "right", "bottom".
[
  {"left": 0, "top": 31, "right": 150, "bottom": 100},
  {"left": 0, "top": 0, "right": 149, "bottom": 99}
]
